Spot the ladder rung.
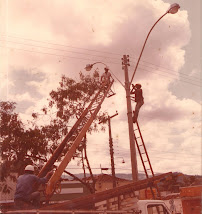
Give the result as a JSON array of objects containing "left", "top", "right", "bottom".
[
  {"left": 141, "top": 152, "right": 145, "bottom": 155},
  {"left": 147, "top": 169, "right": 151, "bottom": 171},
  {"left": 134, "top": 129, "right": 138, "bottom": 131},
  {"left": 136, "top": 137, "right": 141, "bottom": 139}
]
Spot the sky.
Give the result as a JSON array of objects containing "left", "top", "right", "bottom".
[{"left": 0, "top": 0, "right": 201, "bottom": 177}]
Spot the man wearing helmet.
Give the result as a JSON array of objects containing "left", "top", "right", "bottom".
[
  {"left": 130, "top": 83, "right": 144, "bottom": 123},
  {"left": 14, "top": 165, "right": 52, "bottom": 209}
]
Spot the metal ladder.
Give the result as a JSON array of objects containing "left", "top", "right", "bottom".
[
  {"left": 38, "top": 81, "right": 114, "bottom": 178},
  {"left": 43, "top": 80, "right": 115, "bottom": 197},
  {"left": 134, "top": 121, "right": 161, "bottom": 199}
]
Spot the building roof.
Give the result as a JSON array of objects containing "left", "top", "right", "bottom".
[{"left": 162, "top": 193, "right": 180, "bottom": 200}]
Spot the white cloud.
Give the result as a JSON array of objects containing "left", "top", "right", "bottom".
[{"left": 0, "top": 0, "right": 200, "bottom": 176}]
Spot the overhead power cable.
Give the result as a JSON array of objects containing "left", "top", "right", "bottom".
[
  {"left": 136, "top": 66, "right": 201, "bottom": 88},
  {"left": 1, "top": 37, "right": 200, "bottom": 85},
  {"left": 130, "top": 59, "right": 201, "bottom": 83},
  {"left": 0, "top": 39, "right": 120, "bottom": 61},
  {"left": 1, "top": 34, "right": 121, "bottom": 56},
  {"left": 2, "top": 34, "right": 201, "bottom": 81},
  {"left": 1, "top": 38, "right": 200, "bottom": 86},
  {"left": 1, "top": 44, "right": 201, "bottom": 88}
]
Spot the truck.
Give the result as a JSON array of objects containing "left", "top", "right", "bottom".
[
  {"left": 5, "top": 200, "right": 172, "bottom": 214},
  {"left": 130, "top": 200, "right": 172, "bottom": 214}
]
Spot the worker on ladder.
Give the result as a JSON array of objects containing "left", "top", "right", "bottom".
[
  {"left": 14, "top": 165, "right": 53, "bottom": 209},
  {"left": 100, "top": 67, "right": 115, "bottom": 98},
  {"left": 101, "top": 67, "right": 113, "bottom": 89},
  {"left": 130, "top": 83, "right": 144, "bottom": 123}
]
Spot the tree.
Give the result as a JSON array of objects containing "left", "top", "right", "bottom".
[
  {"left": 0, "top": 101, "right": 48, "bottom": 193},
  {"left": 0, "top": 70, "right": 108, "bottom": 183},
  {"left": 34, "top": 71, "right": 107, "bottom": 161}
]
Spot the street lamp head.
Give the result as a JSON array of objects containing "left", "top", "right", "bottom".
[
  {"left": 167, "top": 3, "right": 180, "bottom": 14},
  {"left": 85, "top": 64, "right": 93, "bottom": 71}
]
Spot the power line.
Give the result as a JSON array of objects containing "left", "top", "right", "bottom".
[
  {"left": 2, "top": 34, "right": 122, "bottom": 56},
  {"left": 130, "top": 59, "right": 201, "bottom": 83},
  {"left": 0, "top": 39, "right": 120, "bottom": 61},
  {"left": 146, "top": 155, "right": 201, "bottom": 162},
  {"left": 137, "top": 66, "right": 201, "bottom": 88},
  {"left": 130, "top": 56, "right": 201, "bottom": 81},
  {"left": 2, "top": 35, "right": 198, "bottom": 84},
  {"left": 1, "top": 44, "right": 201, "bottom": 88},
  {"left": 0, "top": 38, "right": 198, "bottom": 86},
  {"left": 2, "top": 34, "right": 201, "bottom": 81},
  {"left": 149, "top": 149, "right": 201, "bottom": 157}
]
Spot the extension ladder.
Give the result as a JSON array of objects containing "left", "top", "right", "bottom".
[
  {"left": 41, "top": 80, "right": 115, "bottom": 197},
  {"left": 134, "top": 121, "right": 161, "bottom": 199}
]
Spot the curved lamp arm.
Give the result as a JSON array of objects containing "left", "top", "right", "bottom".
[
  {"left": 129, "top": 11, "right": 168, "bottom": 85},
  {"left": 85, "top": 62, "right": 108, "bottom": 71},
  {"left": 130, "top": 3, "right": 180, "bottom": 85}
]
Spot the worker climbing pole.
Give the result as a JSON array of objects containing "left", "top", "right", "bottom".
[
  {"left": 130, "top": 83, "right": 144, "bottom": 123},
  {"left": 123, "top": 54, "right": 160, "bottom": 198}
]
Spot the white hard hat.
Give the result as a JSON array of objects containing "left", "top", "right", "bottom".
[{"left": 25, "top": 165, "right": 34, "bottom": 172}]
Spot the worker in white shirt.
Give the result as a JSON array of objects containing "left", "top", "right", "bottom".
[{"left": 101, "top": 67, "right": 112, "bottom": 88}]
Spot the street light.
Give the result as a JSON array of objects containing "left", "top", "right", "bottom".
[
  {"left": 125, "top": 3, "right": 180, "bottom": 181},
  {"left": 167, "top": 3, "right": 180, "bottom": 14},
  {"left": 85, "top": 61, "right": 125, "bottom": 88},
  {"left": 130, "top": 3, "right": 180, "bottom": 84},
  {"left": 85, "top": 62, "right": 109, "bottom": 71}
]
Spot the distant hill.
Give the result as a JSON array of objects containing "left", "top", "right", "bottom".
[
  {"left": 64, "top": 172, "right": 202, "bottom": 192},
  {"left": 64, "top": 173, "right": 147, "bottom": 180}
]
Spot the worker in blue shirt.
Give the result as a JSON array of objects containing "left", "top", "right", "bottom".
[
  {"left": 130, "top": 83, "right": 144, "bottom": 123},
  {"left": 14, "top": 165, "right": 52, "bottom": 209}
]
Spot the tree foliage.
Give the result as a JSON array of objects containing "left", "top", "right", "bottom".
[
  {"left": 0, "top": 102, "right": 48, "bottom": 180},
  {"left": 33, "top": 71, "right": 107, "bottom": 158},
  {"left": 0, "top": 71, "right": 108, "bottom": 186}
]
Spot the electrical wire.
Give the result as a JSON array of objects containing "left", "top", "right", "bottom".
[
  {"left": 130, "top": 59, "right": 201, "bottom": 83},
  {"left": 137, "top": 66, "right": 201, "bottom": 88},
  {"left": 1, "top": 44, "right": 201, "bottom": 89},
  {"left": 1, "top": 34, "right": 201, "bottom": 81},
  {"left": 0, "top": 38, "right": 200, "bottom": 87},
  {"left": 2, "top": 34, "right": 122, "bottom": 56},
  {"left": 0, "top": 39, "right": 120, "bottom": 61}
]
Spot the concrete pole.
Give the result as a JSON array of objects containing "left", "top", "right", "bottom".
[{"left": 122, "top": 54, "right": 138, "bottom": 181}]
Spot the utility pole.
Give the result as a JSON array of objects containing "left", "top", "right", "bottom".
[
  {"left": 122, "top": 55, "right": 138, "bottom": 181},
  {"left": 99, "top": 112, "right": 118, "bottom": 188}
]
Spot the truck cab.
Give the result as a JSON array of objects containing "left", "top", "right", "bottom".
[{"left": 132, "top": 200, "right": 172, "bottom": 214}]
